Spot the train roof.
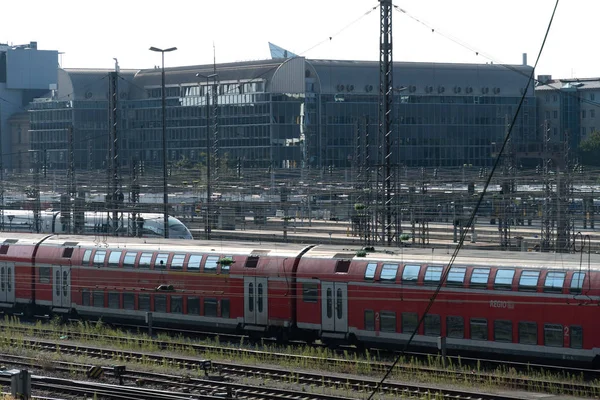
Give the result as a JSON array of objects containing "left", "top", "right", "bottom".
[{"left": 35, "top": 234, "right": 312, "bottom": 258}]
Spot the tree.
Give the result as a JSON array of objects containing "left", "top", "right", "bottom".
[{"left": 579, "top": 130, "right": 600, "bottom": 167}]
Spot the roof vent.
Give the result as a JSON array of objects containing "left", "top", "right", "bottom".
[
  {"left": 85, "top": 91, "right": 93, "bottom": 99},
  {"left": 425, "top": 85, "right": 433, "bottom": 93},
  {"left": 481, "top": 87, "right": 489, "bottom": 94},
  {"left": 438, "top": 86, "right": 445, "bottom": 93},
  {"left": 493, "top": 87, "right": 501, "bottom": 94},
  {"left": 365, "top": 84, "right": 373, "bottom": 92},
  {"left": 466, "top": 86, "right": 473, "bottom": 94},
  {"left": 409, "top": 85, "right": 416, "bottom": 93},
  {"left": 336, "top": 84, "right": 345, "bottom": 92},
  {"left": 347, "top": 84, "right": 354, "bottom": 92},
  {"left": 453, "top": 86, "right": 461, "bottom": 94}
]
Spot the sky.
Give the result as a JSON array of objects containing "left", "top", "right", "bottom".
[{"left": 2, "top": 0, "right": 597, "bottom": 79}]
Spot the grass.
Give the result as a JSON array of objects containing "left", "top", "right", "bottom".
[{"left": 0, "top": 316, "right": 598, "bottom": 398}]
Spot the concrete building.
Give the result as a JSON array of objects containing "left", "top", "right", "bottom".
[
  {"left": 536, "top": 75, "right": 600, "bottom": 152},
  {"left": 0, "top": 42, "right": 58, "bottom": 169}
]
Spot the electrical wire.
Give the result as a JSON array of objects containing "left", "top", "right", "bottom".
[{"left": 366, "top": 1, "right": 561, "bottom": 399}]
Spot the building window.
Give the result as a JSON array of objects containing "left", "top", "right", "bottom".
[
  {"left": 582, "top": 110, "right": 587, "bottom": 119},
  {"left": 591, "top": 109, "right": 596, "bottom": 118},
  {"left": 553, "top": 110, "right": 558, "bottom": 118},
  {"left": 591, "top": 93, "right": 596, "bottom": 101}
]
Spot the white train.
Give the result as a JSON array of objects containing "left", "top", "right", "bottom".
[{"left": 0, "top": 210, "right": 193, "bottom": 239}]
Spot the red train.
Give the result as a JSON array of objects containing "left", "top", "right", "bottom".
[{"left": 0, "top": 232, "right": 598, "bottom": 365}]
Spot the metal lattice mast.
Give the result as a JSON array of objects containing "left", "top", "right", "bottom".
[
  {"left": 211, "top": 77, "right": 219, "bottom": 186},
  {"left": 378, "top": 0, "right": 395, "bottom": 245},
  {"left": 540, "top": 120, "right": 553, "bottom": 251},
  {"left": 364, "top": 116, "right": 373, "bottom": 245},
  {"left": 107, "top": 71, "right": 121, "bottom": 235},
  {"left": 556, "top": 131, "right": 572, "bottom": 252}
]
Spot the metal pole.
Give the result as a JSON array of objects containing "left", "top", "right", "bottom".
[
  {"left": 161, "top": 51, "right": 169, "bottom": 239},
  {"left": 206, "top": 78, "right": 211, "bottom": 240}
]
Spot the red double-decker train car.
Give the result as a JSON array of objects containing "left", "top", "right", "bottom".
[{"left": 0, "top": 232, "right": 598, "bottom": 365}]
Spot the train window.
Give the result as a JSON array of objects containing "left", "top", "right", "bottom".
[
  {"left": 204, "top": 298, "right": 218, "bottom": 317},
  {"left": 108, "top": 251, "right": 122, "bottom": 268},
  {"left": 494, "top": 269, "right": 515, "bottom": 290},
  {"left": 108, "top": 292, "right": 120, "bottom": 309},
  {"left": 154, "top": 295, "right": 167, "bottom": 313},
  {"left": 518, "top": 321, "right": 537, "bottom": 345},
  {"left": 302, "top": 283, "right": 318, "bottom": 303},
  {"left": 402, "top": 265, "right": 420, "bottom": 283},
  {"left": 123, "top": 293, "right": 135, "bottom": 310},
  {"left": 470, "top": 318, "right": 488, "bottom": 340},
  {"left": 380, "top": 311, "right": 396, "bottom": 332},
  {"left": 81, "top": 289, "right": 90, "bottom": 306},
  {"left": 221, "top": 255, "right": 233, "bottom": 274},
  {"left": 543, "top": 271, "right": 566, "bottom": 293},
  {"left": 446, "top": 316, "right": 464, "bottom": 338},
  {"left": 244, "top": 256, "right": 259, "bottom": 268},
  {"left": 570, "top": 272, "right": 585, "bottom": 294},
  {"left": 424, "top": 266, "right": 443, "bottom": 285},
  {"left": 205, "top": 256, "right": 219, "bottom": 272},
  {"left": 258, "top": 283, "right": 264, "bottom": 313},
  {"left": 188, "top": 255, "right": 202, "bottom": 271},
  {"left": 446, "top": 267, "right": 466, "bottom": 286},
  {"left": 326, "top": 288, "right": 333, "bottom": 318},
  {"left": 221, "top": 299, "right": 230, "bottom": 318},
  {"left": 139, "top": 253, "right": 153, "bottom": 269},
  {"left": 138, "top": 294, "right": 150, "bottom": 311},
  {"left": 123, "top": 252, "right": 137, "bottom": 268},
  {"left": 494, "top": 320, "right": 512, "bottom": 342},
  {"left": 0, "top": 245, "right": 9, "bottom": 255},
  {"left": 248, "top": 283, "right": 254, "bottom": 312},
  {"left": 335, "top": 260, "right": 350, "bottom": 273},
  {"left": 544, "top": 324, "right": 563, "bottom": 347},
  {"left": 402, "top": 312, "right": 418, "bottom": 334},
  {"left": 93, "top": 291, "right": 104, "bottom": 307},
  {"left": 570, "top": 326, "right": 583, "bottom": 349},
  {"left": 364, "top": 310, "right": 375, "bottom": 331},
  {"left": 187, "top": 297, "right": 200, "bottom": 315},
  {"left": 155, "top": 253, "right": 169, "bottom": 270},
  {"left": 171, "top": 296, "right": 183, "bottom": 314},
  {"left": 519, "top": 270, "right": 540, "bottom": 291},
  {"left": 380, "top": 264, "right": 398, "bottom": 282},
  {"left": 336, "top": 288, "right": 343, "bottom": 319},
  {"left": 364, "top": 263, "right": 377, "bottom": 281},
  {"left": 93, "top": 250, "right": 106, "bottom": 267},
  {"left": 62, "top": 248, "right": 73, "bottom": 258},
  {"left": 39, "top": 267, "right": 50, "bottom": 283},
  {"left": 470, "top": 268, "right": 490, "bottom": 288},
  {"left": 171, "top": 254, "right": 185, "bottom": 270},
  {"left": 424, "top": 314, "right": 441, "bottom": 336},
  {"left": 82, "top": 250, "right": 92, "bottom": 264}
]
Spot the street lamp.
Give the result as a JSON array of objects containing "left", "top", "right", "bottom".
[
  {"left": 196, "top": 72, "right": 217, "bottom": 240},
  {"left": 149, "top": 46, "right": 177, "bottom": 239}
]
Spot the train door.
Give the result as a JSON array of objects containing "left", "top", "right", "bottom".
[
  {"left": 321, "top": 282, "right": 348, "bottom": 333},
  {"left": 52, "top": 266, "right": 71, "bottom": 308},
  {"left": 243, "top": 277, "right": 268, "bottom": 325},
  {"left": 0, "top": 262, "right": 15, "bottom": 304}
]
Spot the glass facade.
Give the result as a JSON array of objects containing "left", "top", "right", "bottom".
[{"left": 26, "top": 59, "right": 537, "bottom": 172}]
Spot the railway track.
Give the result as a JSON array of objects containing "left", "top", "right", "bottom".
[{"left": 0, "top": 327, "right": 598, "bottom": 398}]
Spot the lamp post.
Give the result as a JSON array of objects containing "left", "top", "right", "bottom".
[
  {"left": 149, "top": 46, "right": 177, "bottom": 239},
  {"left": 196, "top": 72, "right": 217, "bottom": 240}
]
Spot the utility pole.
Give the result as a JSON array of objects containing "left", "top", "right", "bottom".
[{"left": 108, "top": 68, "right": 121, "bottom": 236}]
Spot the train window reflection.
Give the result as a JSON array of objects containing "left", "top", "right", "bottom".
[
  {"left": 155, "top": 253, "right": 169, "bottom": 270},
  {"left": 518, "top": 321, "right": 537, "bottom": 345},
  {"left": 205, "top": 256, "right": 219, "bottom": 272},
  {"left": 424, "top": 314, "right": 441, "bottom": 336},
  {"left": 494, "top": 269, "right": 515, "bottom": 290},
  {"left": 364, "top": 263, "right": 377, "bottom": 280},
  {"left": 364, "top": 310, "right": 375, "bottom": 331},
  {"left": 108, "top": 251, "right": 122, "bottom": 268},
  {"left": 123, "top": 252, "right": 137, "bottom": 268},
  {"left": 188, "top": 255, "right": 202, "bottom": 271},
  {"left": 82, "top": 250, "right": 92, "bottom": 264},
  {"left": 380, "top": 264, "right": 398, "bottom": 282},
  {"left": 402, "top": 312, "right": 418, "bottom": 333},
  {"left": 402, "top": 265, "right": 420, "bottom": 283},
  {"left": 543, "top": 271, "right": 565, "bottom": 292},
  {"left": 570, "top": 272, "right": 585, "bottom": 294},
  {"left": 470, "top": 268, "right": 490, "bottom": 287},
  {"left": 570, "top": 326, "right": 583, "bottom": 349},
  {"left": 544, "top": 324, "right": 563, "bottom": 347},
  {"left": 380, "top": 311, "right": 396, "bottom": 332},
  {"left": 519, "top": 270, "right": 540, "bottom": 291},
  {"left": 424, "top": 266, "right": 443, "bottom": 285},
  {"left": 446, "top": 316, "right": 464, "bottom": 338},
  {"left": 139, "top": 253, "right": 153, "bottom": 269},
  {"left": 93, "top": 250, "right": 106, "bottom": 267},
  {"left": 171, "top": 254, "right": 185, "bottom": 270},
  {"left": 446, "top": 267, "right": 466, "bottom": 286},
  {"left": 470, "top": 318, "right": 488, "bottom": 340},
  {"left": 494, "top": 320, "right": 512, "bottom": 342}
]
